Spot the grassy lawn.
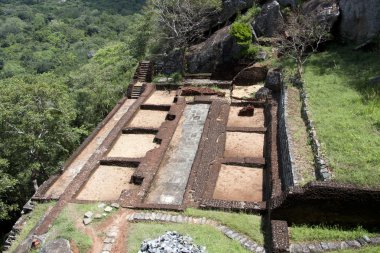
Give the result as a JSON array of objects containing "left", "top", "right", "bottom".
[
  {"left": 5, "top": 201, "right": 56, "bottom": 253},
  {"left": 302, "top": 45, "right": 380, "bottom": 187},
  {"left": 127, "top": 223, "right": 250, "bottom": 253},
  {"left": 286, "top": 86, "right": 315, "bottom": 185},
  {"left": 184, "top": 208, "right": 264, "bottom": 244},
  {"left": 290, "top": 224, "right": 380, "bottom": 243},
  {"left": 46, "top": 204, "right": 93, "bottom": 253}
]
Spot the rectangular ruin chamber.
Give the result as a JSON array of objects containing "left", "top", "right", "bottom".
[
  {"left": 224, "top": 132, "right": 264, "bottom": 158},
  {"left": 76, "top": 165, "right": 138, "bottom": 201},
  {"left": 227, "top": 106, "right": 265, "bottom": 128},
  {"left": 213, "top": 164, "right": 263, "bottom": 202},
  {"left": 107, "top": 134, "right": 158, "bottom": 158},
  {"left": 128, "top": 109, "right": 168, "bottom": 128},
  {"left": 145, "top": 90, "right": 176, "bottom": 105}
]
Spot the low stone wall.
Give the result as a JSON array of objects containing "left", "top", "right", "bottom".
[
  {"left": 277, "top": 85, "right": 296, "bottom": 190},
  {"left": 299, "top": 83, "right": 331, "bottom": 181},
  {"left": 290, "top": 236, "right": 380, "bottom": 252}
]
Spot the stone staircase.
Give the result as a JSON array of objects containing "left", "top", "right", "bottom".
[
  {"left": 137, "top": 61, "right": 151, "bottom": 82},
  {"left": 130, "top": 84, "right": 143, "bottom": 99}
]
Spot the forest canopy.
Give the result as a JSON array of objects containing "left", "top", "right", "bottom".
[{"left": 0, "top": 0, "right": 154, "bottom": 231}]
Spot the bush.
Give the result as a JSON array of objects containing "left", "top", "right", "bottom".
[{"left": 230, "top": 22, "right": 252, "bottom": 45}]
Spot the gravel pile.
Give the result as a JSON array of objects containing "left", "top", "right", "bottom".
[{"left": 139, "top": 231, "right": 207, "bottom": 253}]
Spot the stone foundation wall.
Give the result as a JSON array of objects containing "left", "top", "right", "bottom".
[
  {"left": 277, "top": 85, "right": 296, "bottom": 189},
  {"left": 299, "top": 83, "right": 331, "bottom": 181}
]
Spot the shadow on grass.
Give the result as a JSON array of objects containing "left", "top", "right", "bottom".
[{"left": 304, "top": 45, "right": 380, "bottom": 102}]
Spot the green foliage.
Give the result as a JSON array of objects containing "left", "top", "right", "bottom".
[
  {"left": 302, "top": 45, "right": 380, "bottom": 187},
  {"left": 4, "top": 202, "right": 55, "bottom": 253},
  {"left": 48, "top": 206, "right": 92, "bottom": 253},
  {"left": 184, "top": 208, "right": 264, "bottom": 244},
  {"left": 230, "top": 22, "right": 252, "bottom": 46},
  {"left": 128, "top": 223, "right": 250, "bottom": 253},
  {"left": 290, "top": 224, "right": 379, "bottom": 243},
  {"left": 236, "top": 5, "right": 261, "bottom": 24},
  {"left": 0, "top": 0, "right": 154, "bottom": 234}
]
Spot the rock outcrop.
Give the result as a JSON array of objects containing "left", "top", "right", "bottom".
[
  {"left": 219, "top": 0, "right": 255, "bottom": 24},
  {"left": 252, "top": 0, "right": 285, "bottom": 37},
  {"left": 41, "top": 239, "right": 72, "bottom": 253},
  {"left": 339, "top": 0, "right": 380, "bottom": 44},
  {"left": 302, "top": 0, "right": 340, "bottom": 30},
  {"left": 277, "top": 0, "right": 296, "bottom": 9},
  {"left": 186, "top": 26, "right": 240, "bottom": 75},
  {"left": 232, "top": 63, "right": 268, "bottom": 85},
  {"left": 265, "top": 68, "right": 282, "bottom": 92}
]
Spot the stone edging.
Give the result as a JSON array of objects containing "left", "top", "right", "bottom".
[
  {"left": 299, "top": 83, "right": 332, "bottom": 181},
  {"left": 127, "top": 212, "right": 266, "bottom": 253},
  {"left": 278, "top": 84, "right": 297, "bottom": 189},
  {"left": 290, "top": 236, "right": 380, "bottom": 252}
]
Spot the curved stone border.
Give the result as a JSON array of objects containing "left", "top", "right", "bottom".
[
  {"left": 290, "top": 236, "right": 380, "bottom": 252},
  {"left": 127, "top": 212, "right": 266, "bottom": 253},
  {"left": 299, "top": 82, "right": 332, "bottom": 181}
]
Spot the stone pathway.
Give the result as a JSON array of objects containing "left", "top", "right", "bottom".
[
  {"left": 145, "top": 104, "right": 210, "bottom": 205},
  {"left": 102, "top": 226, "right": 119, "bottom": 253},
  {"left": 128, "top": 212, "right": 266, "bottom": 253},
  {"left": 45, "top": 99, "right": 136, "bottom": 199},
  {"left": 290, "top": 237, "right": 380, "bottom": 252}
]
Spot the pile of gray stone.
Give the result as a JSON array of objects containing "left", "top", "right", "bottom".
[{"left": 139, "top": 231, "right": 206, "bottom": 253}]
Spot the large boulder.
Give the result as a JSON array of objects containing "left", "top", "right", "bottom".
[
  {"left": 41, "top": 239, "right": 72, "bottom": 253},
  {"left": 252, "top": 1, "right": 285, "bottom": 37},
  {"left": 265, "top": 68, "right": 282, "bottom": 92},
  {"left": 186, "top": 26, "right": 240, "bottom": 75},
  {"left": 339, "top": 0, "right": 380, "bottom": 44},
  {"left": 152, "top": 49, "right": 184, "bottom": 75},
  {"left": 277, "top": 0, "right": 296, "bottom": 9},
  {"left": 232, "top": 63, "right": 268, "bottom": 86},
  {"left": 219, "top": 0, "right": 255, "bottom": 24},
  {"left": 302, "top": 0, "right": 340, "bottom": 30}
]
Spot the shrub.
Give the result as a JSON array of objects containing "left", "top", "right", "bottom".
[{"left": 230, "top": 22, "right": 252, "bottom": 45}]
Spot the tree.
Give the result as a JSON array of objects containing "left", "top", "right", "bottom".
[
  {"left": 277, "top": 11, "right": 330, "bottom": 79},
  {"left": 0, "top": 75, "right": 82, "bottom": 206},
  {"left": 150, "top": 0, "right": 221, "bottom": 49}
]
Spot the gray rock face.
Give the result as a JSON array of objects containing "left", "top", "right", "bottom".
[
  {"left": 41, "top": 239, "right": 72, "bottom": 253},
  {"left": 265, "top": 68, "right": 282, "bottom": 92},
  {"left": 339, "top": 0, "right": 380, "bottom": 44},
  {"left": 139, "top": 231, "right": 206, "bottom": 253},
  {"left": 277, "top": 0, "right": 296, "bottom": 9},
  {"left": 219, "top": 0, "right": 255, "bottom": 24},
  {"left": 255, "top": 87, "right": 272, "bottom": 100},
  {"left": 186, "top": 26, "right": 240, "bottom": 74},
  {"left": 232, "top": 63, "right": 268, "bottom": 86},
  {"left": 302, "top": 0, "right": 340, "bottom": 30},
  {"left": 153, "top": 49, "right": 185, "bottom": 75},
  {"left": 253, "top": 1, "right": 285, "bottom": 37}
]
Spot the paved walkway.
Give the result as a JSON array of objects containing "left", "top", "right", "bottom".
[{"left": 146, "top": 104, "right": 210, "bottom": 205}]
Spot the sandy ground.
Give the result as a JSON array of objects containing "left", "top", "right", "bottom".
[
  {"left": 227, "top": 107, "right": 265, "bottom": 128},
  {"left": 76, "top": 165, "right": 137, "bottom": 201},
  {"left": 232, "top": 84, "right": 263, "bottom": 99},
  {"left": 107, "top": 134, "right": 158, "bottom": 158},
  {"left": 224, "top": 132, "right": 264, "bottom": 158},
  {"left": 145, "top": 90, "right": 176, "bottom": 105},
  {"left": 213, "top": 165, "right": 263, "bottom": 202},
  {"left": 45, "top": 99, "right": 136, "bottom": 199},
  {"left": 128, "top": 110, "right": 167, "bottom": 129}
]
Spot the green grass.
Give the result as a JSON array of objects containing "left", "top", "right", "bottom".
[
  {"left": 184, "top": 208, "right": 264, "bottom": 244},
  {"left": 5, "top": 201, "right": 55, "bottom": 253},
  {"left": 290, "top": 224, "right": 380, "bottom": 243},
  {"left": 46, "top": 205, "right": 92, "bottom": 253},
  {"left": 127, "top": 223, "right": 250, "bottom": 253},
  {"left": 302, "top": 45, "right": 380, "bottom": 187}
]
